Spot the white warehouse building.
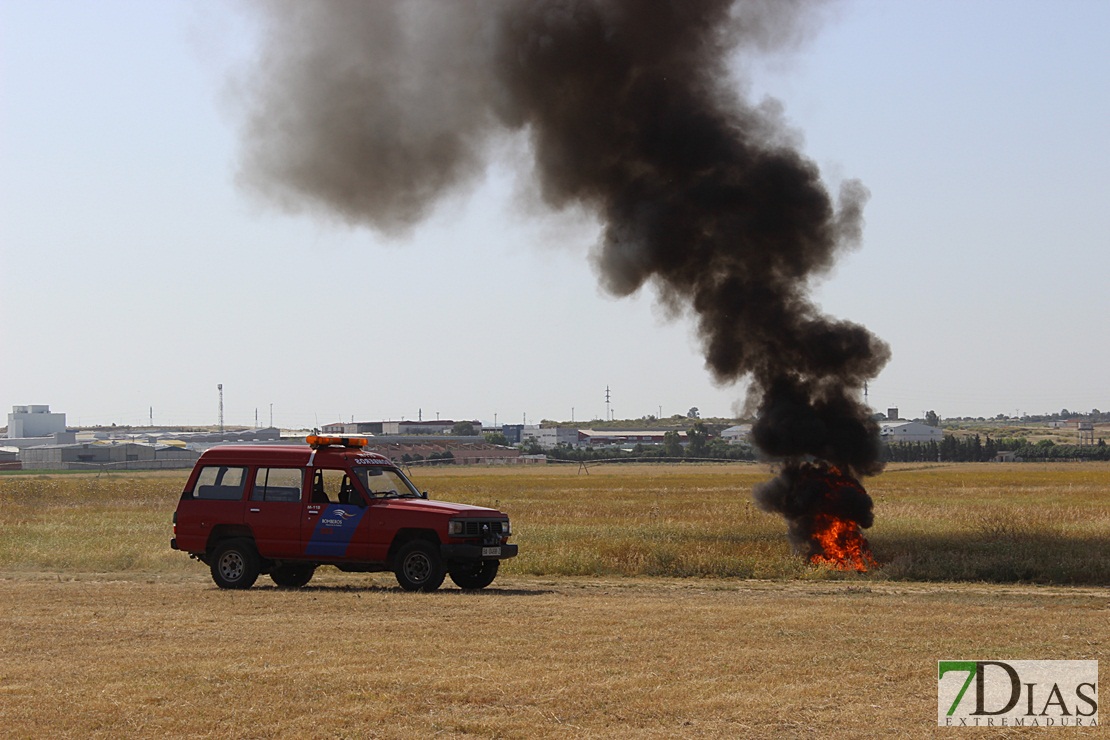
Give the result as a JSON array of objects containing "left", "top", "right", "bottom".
[
  {"left": 7, "top": 405, "right": 67, "bottom": 438},
  {"left": 879, "top": 421, "right": 944, "bottom": 444}
]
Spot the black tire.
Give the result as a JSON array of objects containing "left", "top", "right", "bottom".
[
  {"left": 449, "top": 560, "right": 499, "bottom": 590},
  {"left": 394, "top": 540, "right": 445, "bottom": 592},
  {"left": 270, "top": 564, "right": 315, "bottom": 589},
  {"left": 210, "top": 538, "right": 261, "bottom": 589}
]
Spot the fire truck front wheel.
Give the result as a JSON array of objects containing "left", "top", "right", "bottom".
[
  {"left": 394, "top": 540, "right": 446, "bottom": 592},
  {"left": 210, "top": 538, "right": 261, "bottom": 589}
]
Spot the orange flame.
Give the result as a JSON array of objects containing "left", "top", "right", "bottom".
[{"left": 809, "top": 513, "right": 877, "bottom": 572}]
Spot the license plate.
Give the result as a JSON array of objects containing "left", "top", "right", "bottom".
[{"left": 482, "top": 546, "right": 501, "bottom": 557}]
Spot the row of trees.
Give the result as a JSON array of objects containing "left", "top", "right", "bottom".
[
  {"left": 885, "top": 435, "right": 1109, "bottom": 463},
  {"left": 489, "top": 421, "right": 1110, "bottom": 465},
  {"left": 943, "top": 408, "right": 1108, "bottom": 423},
  {"left": 546, "top": 428, "right": 1109, "bottom": 465}
]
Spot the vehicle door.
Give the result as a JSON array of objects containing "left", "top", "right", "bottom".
[
  {"left": 178, "top": 464, "right": 249, "bottom": 549},
  {"left": 302, "top": 467, "right": 372, "bottom": 560},
  {"left": 355, "top": 465, "right": 423, "bottom": 562},
  {"left": 245, "top": 467, "right": 305, "bottom": 558}
]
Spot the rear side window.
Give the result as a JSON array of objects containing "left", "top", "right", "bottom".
[
  {"left": 251, "top": 468, "right": 303, "bottom": 502},
  {"left": 193, "top": 466, "right": 247, "bottom": 500}
]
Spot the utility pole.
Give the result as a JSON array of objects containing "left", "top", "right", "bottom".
[{"left": 269, "top": 403, "right": 273, "bottom": 428}]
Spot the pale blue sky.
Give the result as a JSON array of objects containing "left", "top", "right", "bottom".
[{"left": 2, "top": 1, "right": 1107, "bottom": 428}]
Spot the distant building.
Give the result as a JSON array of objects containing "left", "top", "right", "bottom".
[
  {"left": 322, "top": 421, "right": 385, "bottom": 435},
  {"left": 1, "top": 431, "right": 77, "bottom": 449},
  {"left": 578, "top": 429, "right": 687, "bottom": 447},
  {"left": 19, "top": 442, "right": 198, "bottom": 471},
  {"left": 501, "top": 424, "right": 525, "bottom": 445},
  {"left": 367, "top": 441, "right": 522, "bottom": 465},
  {"left": 879, "top": 421, "right": 943, "bottom": 444},
  {"left": 322, "top": 420, "right": 481, "bottom": 436},
  {"left": 522, "top": 427, "right": 582, "bottom": 449},
  {"left": 7, "top": 405, "right": 66, "bottom": 438},
  {"left": 165, "top": 427, "right": 282, "bottom": 448},
  {"left": 383, "top": 420, "right": 480, "bottom": 435},
  {"left": 0, "top": 447, "right": 20, "bottom": 471},
  {"left": 721, "top": 424, "right": 752, "bottom": 444}
]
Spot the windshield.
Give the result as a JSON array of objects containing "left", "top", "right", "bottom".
[{"left": 353, "top": 466, "right": 421, "bottom": 498}]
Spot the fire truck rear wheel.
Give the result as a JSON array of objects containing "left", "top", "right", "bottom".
[
  {"left": 210, "top": 538, "right": 260, "bottom": 589},
  {"left": 270, "top": 564, "right": 315, "bottom": 588},
  {"left": 449, "top": 560, "right": 499, "bottom": 590},
  {"left": 394, "top": 540, "right": 445, "bottom": 592}
]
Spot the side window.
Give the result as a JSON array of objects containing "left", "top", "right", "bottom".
[
  {"left": 251, "top": 468, "right": 303, "bottom": 502},
  {"left": 309, "top": 468, "right": 364, "bottom": 506},
  {"left": 193, "top": 466, "right": 247, "bottom": 500}
]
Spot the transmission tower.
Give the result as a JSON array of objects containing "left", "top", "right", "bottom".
[{"left": 218, "top": 383, "right": 224, "bottom": 434}]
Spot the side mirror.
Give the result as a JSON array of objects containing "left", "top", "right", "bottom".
[{"left": 421, "top": 491, "right": 428, "bottom": 499}]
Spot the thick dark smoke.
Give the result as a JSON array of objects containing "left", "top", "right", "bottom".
[{"left": 235, "top": 0, "right": 891, "bottom": 549}]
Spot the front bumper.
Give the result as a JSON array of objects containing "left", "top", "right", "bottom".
[{"left": 441, "top": 542, "right": 518, "bottom": 563}]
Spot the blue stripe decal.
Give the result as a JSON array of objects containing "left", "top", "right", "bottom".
[{"left": 305, "top": 505, "right": 368, "bottom": 557}]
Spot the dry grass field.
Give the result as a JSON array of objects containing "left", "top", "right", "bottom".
[
  {"left": 0, "top": 462, "right": 1107, "bottom": 737},
  {"left": 0, "top": 575, "right": 1105, "bottom": 738}
]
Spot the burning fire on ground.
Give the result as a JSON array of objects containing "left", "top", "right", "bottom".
[
  {"left": 810, "top": 515, "right": 877, "bottom": 572},
  {"left": 754, "top": 461, "right": 878, "bottom": 572}
]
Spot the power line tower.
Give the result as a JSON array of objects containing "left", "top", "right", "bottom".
[
  {"left": 605, "top": 385, "right": 611, "bottom": 421},
  {"left": 218, "top": 383, "right": 224, "bottom": 434}
]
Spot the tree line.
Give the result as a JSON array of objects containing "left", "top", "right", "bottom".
[
  {"left": 496, "top": 423, "right": 1110, "bottom": 465},
  {"left": 884, "top": 435, "right": 1109, "bottom": 463}
]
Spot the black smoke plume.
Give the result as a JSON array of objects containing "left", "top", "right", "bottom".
[{"left": 234, "top": 0, "right": 891, "bottom": 551}]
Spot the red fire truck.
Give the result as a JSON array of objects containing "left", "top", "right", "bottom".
[{"left": 171, "top": 435, "right": 516, "bottom": 591}]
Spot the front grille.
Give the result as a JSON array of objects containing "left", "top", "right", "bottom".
[{"left": 459, "top": 519, "right": 507, "bottom": 537}]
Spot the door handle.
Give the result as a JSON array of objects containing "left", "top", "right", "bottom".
[{"left": 249, "top": 507, "right": 261, "bottom": 513}]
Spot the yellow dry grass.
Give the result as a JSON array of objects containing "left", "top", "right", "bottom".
[
  {"left": 1, "top": 462, "right": 1109, "bottom": 585},
  {"left": 410, "top": 462, "right": 1110, "bottom": 584},
  {"left": 0, "top": 574, "right": 1105, "bottom": 738},
  {"left": 0, "top": 464, "right": 1107, "bottom": 736}
]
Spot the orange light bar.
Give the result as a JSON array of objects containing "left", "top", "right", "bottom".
[{"left": 306, "top": 435, "right": 369, "bottom": 449}]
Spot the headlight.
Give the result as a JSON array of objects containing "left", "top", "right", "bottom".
[
  {"left": 448, "top": 520, "right": 463, "bottom": 536},
  {"left": 502, "top": 519, "right": 511, "bottom": 536}
]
